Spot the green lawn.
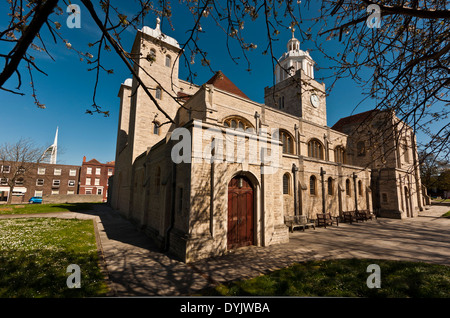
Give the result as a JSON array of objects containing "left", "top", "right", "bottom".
[
  {"left": 442, "top": 211, "right": 450, "bottom": 218},
  {"left": 202, "top": 259, "right": 450, "bottom": 297},
  {"left": 0, "top": 202, "right": 97, "bottom": 215},
  {"left": 0, "top": 217, "right": 110, "bottom": 297}
]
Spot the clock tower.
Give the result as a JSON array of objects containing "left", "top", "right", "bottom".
[{"left": 264, "top": 29, "right": 327, "bottom": 126}]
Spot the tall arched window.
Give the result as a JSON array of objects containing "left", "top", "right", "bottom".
[
  {"left": 283, "top": 173, "right": 290, "bottom": 195},
  {"left": 308, "top": 139, "right": 324, "bottom": 160},
  {"left": 357, "top": 141, "right": 366, "bottom": 156},
  {"left": 345, "top": 179, "right": 351, "bottom": 196},
  {"left": 358, "top": 180, "right": 363, "bottom": 196},
  {"left": 309, "top": 175, "right": 317, "bottom": 195},
  {"left": 155, "top": 166, "right": 161, "bottom": 194},
  {"left": 155, "top": 87, "right": 162, "bottom": 100},
  {"left": 279, "top": 130, "right": 295, "bottom": 154},
  {"left": 327, "top": 177, "right": 333, "bottom": 195},
  {"left": 334, "top": 146, "right": 347, "bottom": 164},
  {"left": 165, "top": 55, "right": 171, "bottom": 67},
  {"left": 153, "top": 121, "right": 160, "bottom": 135}
]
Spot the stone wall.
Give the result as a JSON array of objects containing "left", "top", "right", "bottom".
[{"left": 42, "top": 194, "right": 102, "bottom": 204}]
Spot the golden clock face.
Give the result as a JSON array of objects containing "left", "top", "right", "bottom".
[{"left": 310, "top": 94, "right": 320, "bottom": 108}]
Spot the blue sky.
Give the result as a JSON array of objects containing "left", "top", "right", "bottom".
[{"left": 0, "top": 2, "right": 389, "bottom": 166}]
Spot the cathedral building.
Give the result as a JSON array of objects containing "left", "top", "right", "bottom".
[{"left": 109, "top": 20, "right": 425, "bottom": 262}]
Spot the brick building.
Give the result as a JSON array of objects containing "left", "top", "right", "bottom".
[
  {"left": 0, "top": 162, "right": 81, "bottom": 204},
  {"left": 79, "top": 157, "right": 115, "bottom": 202}
]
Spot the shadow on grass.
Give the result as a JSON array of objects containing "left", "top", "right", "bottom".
[{"left": 200, "top": 259, "right": 450, "bottom": 298}]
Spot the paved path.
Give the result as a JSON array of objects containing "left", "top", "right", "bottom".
[{"left": 1, "top": 202, "right": 449, "bottom": 296}]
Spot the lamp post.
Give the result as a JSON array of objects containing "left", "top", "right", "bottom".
[
  {"left": 353, "top": 172, "right": 358, "bottom": 213},
  {"left": 292, "top": 164, "right": 298, "bottom": 216},
  {"left": 321, "top": 167, "right": 326, "bottom": 214}
]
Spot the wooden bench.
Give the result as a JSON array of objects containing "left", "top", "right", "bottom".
[
  {"left": 284, "top": 215, "right": 316, "bottom": 232},
  {"left": 316, "top": 213, "right": 339, "bottom": 228},
  {"left": 342, "top": 211, "right": 358, "bottom": 224},
  {"left": 359, "top": 210, "right": 376, "bottom": 221}
]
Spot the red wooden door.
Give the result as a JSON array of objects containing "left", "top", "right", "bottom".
[{"left": 227, "top": 176, "right": 254, "bottom": 249}]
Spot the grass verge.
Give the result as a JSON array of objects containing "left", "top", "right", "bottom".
[
  {"left": 0, "top": 217, "right": 110, "bottom": 297},
  {"left": 202, "top": 259, "right": 450, "bottom": 297},
  {"left": 0, "top": 202, "right": 97, "bottom": 215},
  {"left": 441, "top": 211, "right": 450, "bottom": 218}
]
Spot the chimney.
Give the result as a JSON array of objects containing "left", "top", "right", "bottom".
[{"left": 83, "top": 156, "right": 86, "bottom": 163}]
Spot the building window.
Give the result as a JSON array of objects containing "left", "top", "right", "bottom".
[
  {"left": 68, "top": 180, "right": 76, "bottom": 187},
  {"left": 153, "top": 121, "right": 160, "bottom": 135},
  {"left": 95, "top": 168, "right": 101, "bottom": 175},
  {"left": 35, "top": 190, "right": 43, "bottom": 197},
  {"left": 97, "top": 188, "right": 103, "bottom": 195},
  {"left": 51, "top": 190, "right": 59, "bottom": 195},
  {"left": 280, "top": 130, "right": 295, "bottom": 154},
  {"left": 86, "top": 178, "right": 91, "bottom": 185},
  {"left": 308, "top": 139, "right": 324, "bottom": 160},
  {"left": 403, "top": 141, "right": 409, "bottom": 163},
  {"left": 15, "top": 178, "right": 24, "bottom": 186},
  {"left": 108, "top": 168, "right": 113, "bottom": 176},
  {"left": 155, "top": 87, "right": 162, "bottom": 100},
  {"left": 382, "top": 193, "right": 388, "bottom": 203},
  {"left": 278, "top": 96, "right": 285, "bottom": 109},
  {"left": 178, "top": 187, "right": 183, "bottom": 213},
  {"left": 283, "top": 173, "right": 290, "bottom": 195},
  {"left": 334, "top": 146, "right": 346, "bottom": 164},
  {"left": 346, "top": 179, "right": 351, "bottom": 196},
  {"left": 149, "top": 48, "right": 156, "bottom": 60},
  {"left": 1, "top": 165, "right": 10, "bottom": 173},
  {"left": 309, "top": 175, "right": 317, "bottom": 195},
  {"left": 53, "top": 180, "right": 60, "bottom": 187},
  {"left": 85, "top": 188, "right": 93, "bottom": 195},
  {"left": 155, "top": 167, "right": 161, "bottom": 194},
  {"left": 37, "top": 167, "right": 45, "bottom": 175},
  {"left": 36, "top": 179, "right": 44, "bottom": 186},
  {"left": 327, "top": 177, "right": 333, "bottom": 195},
  {"left": 357, "top": 141, "right": 366, "bottom": 156},
  {"left": 0, "top": 178, "right": 8, "bottom": 185},
  {"left": 67, "top": 190, "right": 75, "bottom": 195},
  {"left": 222, "top": 116, "right": 255, "bottom": 132},
  {"left": 69, "top": 169, "right": 77, "bottom": 176},
  {"left": 54, "top": 168, "right": 61, "bottom": 175},
  {"left": 86, "top": 167, "right": 92, "bottom": 174},
  {"left": 358, "top": 180, "right": 363, "bottom": 196},
  {"left": 165, "top": 55, "right": 171, "bottom": 67},
  {"left": 94, "top": 178, "right": 100, "bottom": 186}
]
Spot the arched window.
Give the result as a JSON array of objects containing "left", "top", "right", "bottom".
[
  {"left": 308, "top": 139, "right": 324, "bottom": 160},
  {"left": 327, "top": 177, "right": 333, "bottom": 195},
  {"left": 357, "top": 141, "right": 366, "bottom": 156},
  {"left": 165, "top": 55, "right": 171, "bottom": 67},
  {"left": 279, "top": 130, "right": 295, "bottom": 154},
  {"left": 155, "top": 167, "right": 161, "bottom": 194},
  {"left": 358, "top": 180, "right": 363, "bottom": 196},
  {"left": 346, "top": 179, "right": 351, "bottom": 196},
  {"left": 222, "top": 116, "right": 254, "bottom": 132},
  {"left": 149, "top": 48, "right": 156, "bottom": 61},
  {"left": 153, "top": 121, "right": 160, "bottom": 135},
  {"left": 334, "top": 146, "right": 347, "bottom": 164},
  {"left": 155, "top": 87, "right": 162, "bottom": 100},
  {"left": 283, "top": 173, "right": 290, "bottom": 195},
  {"left": 309, "top": 175, "right": 316, "bottom": 195}
]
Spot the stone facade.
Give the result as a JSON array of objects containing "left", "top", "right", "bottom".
[{"left": 110, "top": 20, "right": 426, "bottom": 263}]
